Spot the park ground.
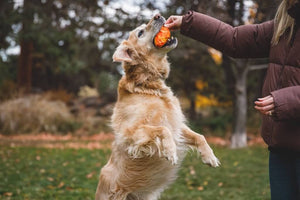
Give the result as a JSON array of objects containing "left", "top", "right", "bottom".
[{"left": 0, "top": 134, "right": 270, "bottom": 200}]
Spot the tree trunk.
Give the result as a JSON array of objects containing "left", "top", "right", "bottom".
[
  {"left": 17, "top": 0, "right": 33, "bottom": 92},
  {"left": 18, "top": 40, "right": 33, "bottom": 92},
  {"left": 189, "top": 98, "right": 196, "bottom": 120},
  {"left": 222, "top": 55, "right": 235, "bottom": 97},
  {"left": 231, "top": 60, "right": 249, "bottom": 148}
]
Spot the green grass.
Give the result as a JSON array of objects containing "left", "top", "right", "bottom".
[{"left": 0, "top": 146, "right": 270, "bottom": 200}]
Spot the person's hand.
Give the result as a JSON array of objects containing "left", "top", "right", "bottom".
[
  {"left": 165, "top": 15, "right": 183, "bottom": 31},
  {"left": 254, "top": 95, "right": 275, "bottom": 116}
]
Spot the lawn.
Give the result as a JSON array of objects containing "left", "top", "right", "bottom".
[{"left": 0, "top": 145, "right": 270, "bottom": 200}]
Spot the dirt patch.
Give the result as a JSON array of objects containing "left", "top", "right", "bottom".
[
  {"left": 206, "top": 135, "right": 266, "bottom": 147},
  {"left": 0, "top": 133, "right": 114, "bottom": 149},
  {"left": 0, "top": 133, "right": 265, "bottom": 149}
]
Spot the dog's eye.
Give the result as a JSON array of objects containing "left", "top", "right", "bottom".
[{"left": 138, "top": 30, "right": 144, "bottom": 38}]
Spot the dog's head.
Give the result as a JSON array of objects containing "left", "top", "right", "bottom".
[{"left": 112, "top": 14, "right": 177, "bottom": 82}]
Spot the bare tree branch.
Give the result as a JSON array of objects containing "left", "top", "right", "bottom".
[{"left": 249, "top": 64, "right": 268, "bottom": 71}]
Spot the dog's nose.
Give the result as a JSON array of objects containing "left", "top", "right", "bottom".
[{"left": 154, "top": 14, "right": 161, "bottom": 20}]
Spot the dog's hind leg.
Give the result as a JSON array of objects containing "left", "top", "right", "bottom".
[
  {"left": 95, "top": 165, "right": 114, "bottom": 200},
  {"left": 182, "top": 125, "right": 220, "bottom": 167},
  {"left": 126, "top": 125, "right": 178, "bottom": 165},
  {"left": 96, "top": 159, "right": 129, "bottom": 200}
]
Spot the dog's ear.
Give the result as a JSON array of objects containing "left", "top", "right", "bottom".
[{"left": 112, "top": 43, "right": 132, "bottom": 63}]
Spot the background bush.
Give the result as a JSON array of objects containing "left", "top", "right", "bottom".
[{"left": 0, "top": 95, "right": 79, "bottom": 134}]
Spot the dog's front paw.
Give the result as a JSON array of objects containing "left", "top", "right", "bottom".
[
  {"left": 127, "top": 144, "right": 157, "bottom": 159},
  {"left": 163, "top": 149, "right": 178, "bottom": 165},
  {"left": 162, "top": 141, "right": 178, "bottom": 165},
  {"left": 127, "top": 145, "right": 142, "bottom": 159},
  {"left": 201, "top": 150, "right": 220, "bottom": 167}
]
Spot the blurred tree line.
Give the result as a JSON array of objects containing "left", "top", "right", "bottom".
[{"left": 0, "top": 0, "right": 280, "bottom": 146}]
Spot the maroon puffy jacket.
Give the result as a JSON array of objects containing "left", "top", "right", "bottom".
[{"left": 180, "top": 11, "right": 300, "bottom": 151}]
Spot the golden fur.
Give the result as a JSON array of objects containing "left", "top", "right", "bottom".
[{"left": 95, "top": 14, "right": 220, "bottom": 200}]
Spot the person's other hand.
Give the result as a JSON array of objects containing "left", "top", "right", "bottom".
[
  {"left": 254, "top": 95, "right": 275, "bottom": 116},
  {"left": 165, "top": 15, "right": 183, "bottom": 31}
]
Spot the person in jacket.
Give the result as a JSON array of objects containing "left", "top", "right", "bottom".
[{"left": 165, "top": 0, "right": 300, "bottom": 199}]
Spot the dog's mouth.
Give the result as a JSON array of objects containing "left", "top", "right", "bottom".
[{"left": 153, "top": 24, "right": 177, "bottom": 49}]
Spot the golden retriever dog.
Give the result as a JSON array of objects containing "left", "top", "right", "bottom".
[{"left": 95, "top": 14, "right": 220, "bottom": 200}]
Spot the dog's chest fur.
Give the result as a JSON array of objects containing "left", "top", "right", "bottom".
[{"left": 112, "top": 87, "right": 186, "bottom": 149}]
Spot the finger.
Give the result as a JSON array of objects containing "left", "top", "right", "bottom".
[
  {"left": 165, "top": 16, "right": 176, "bottom": 24},
  {"left": 255, "top": 103, "right": 275, "bottom": 111},
  {"left": 258, "top": 95, "right": 272, "bottom": 101},
  {"left": 164, "top": 21, "right": 175, "bottom": 28},
  {"left": 254, "top": 105, "right": 262, "bottom": 112},
  {"left": 258, "top": 95, "right": 271, "bottom": 100},
  {"left": 254, "top": 104, "right": 275, "bottom": 113},
  {"left": 254, "top": 106, "right": 274, "bottom": 116},
  {"left": 255, "top": 97, "right": 274, "bottom": 107},
  {"left": 262, "top": 104, "right": 275, "bottom": 113},
  {"left": 166, "top": 23, "right": 180, "bottom": 31}
]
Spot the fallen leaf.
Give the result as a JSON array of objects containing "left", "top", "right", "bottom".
[
  {"left": 47, "top": 177, "right": 54, "bottom": 182},
  {"left": 189, "top": 166, "right": 196, "bottom": 175},
  {"left": 197, "top": 186, "right": 204, "bottom": 191},
  {"left": 95, "top": 162, "right": 101, "bottom": 167},
  {"left": 66, "top": 186, "right": 73, "bottom": 191},
  {"left": 4, "top": 192, "right": 13, "bottom": 196},
  {"left": 57, "top": 182, "right": 64, "bottom": 188},
  {"left": 86, "top": 171, "right": 96, "bottom": 179},
  {"left": 233, "top": 161, "right": 239, "bottom": 166}
]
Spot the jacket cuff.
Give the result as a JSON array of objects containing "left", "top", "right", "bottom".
[
  {"left": 271, "top": 90, "right": 285, "bottom": 120},
  {"left": 271, "top": 86, "right": 300, "bottom": 121},
  {"left": 180, "top": 10, "right": 194, "bottom": 36}
]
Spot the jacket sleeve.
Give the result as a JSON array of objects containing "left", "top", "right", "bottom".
[
  {"left": 180, "top": 11, "right": 274, "bottom": 59},
  {"left": 271, "top": 86, "right": 300, "bottom": 121}
]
